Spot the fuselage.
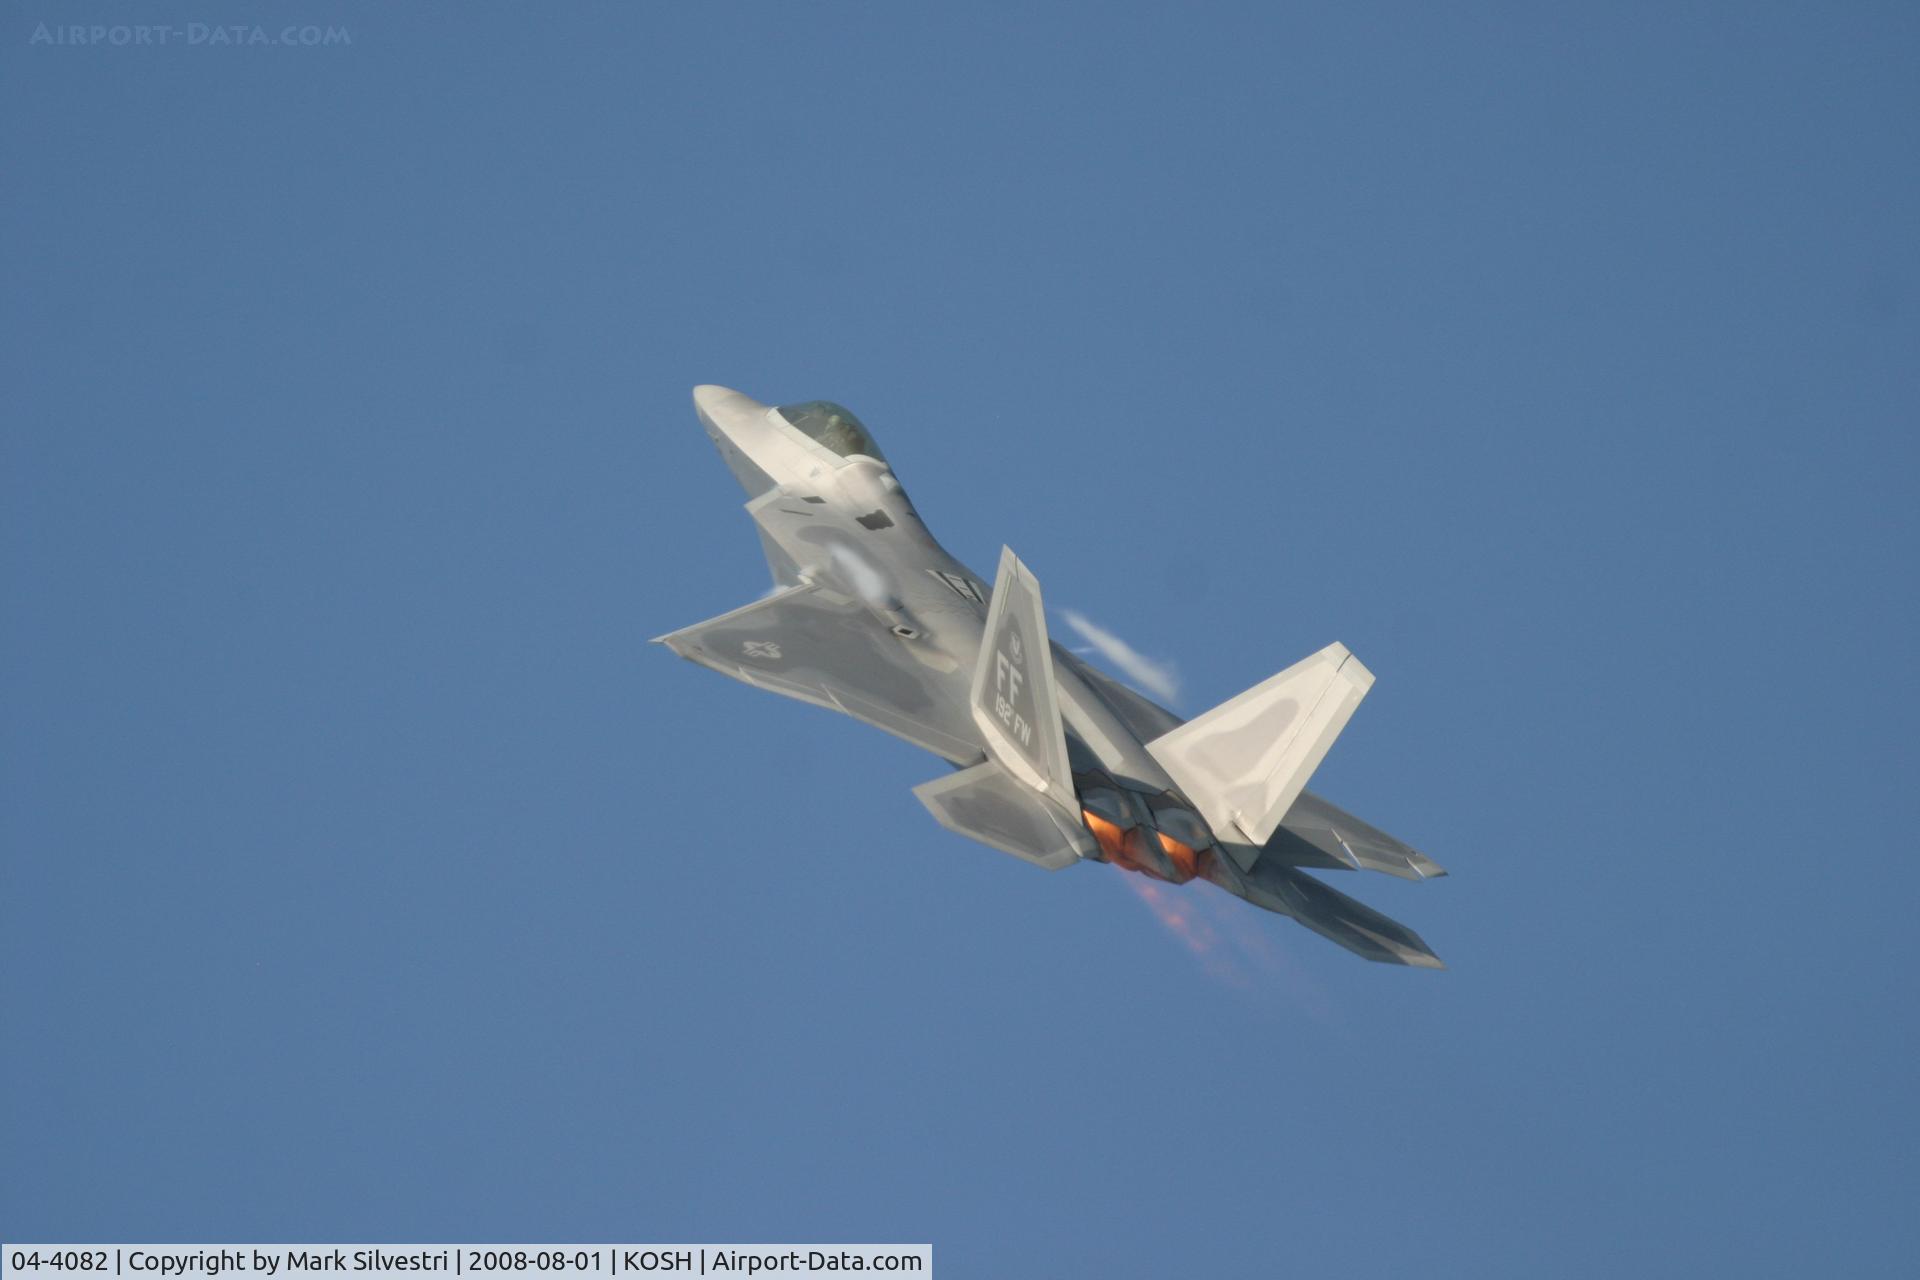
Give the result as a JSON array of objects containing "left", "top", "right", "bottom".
[{"left": 691, "top": 385, "right": 1229, "bottom": 886}]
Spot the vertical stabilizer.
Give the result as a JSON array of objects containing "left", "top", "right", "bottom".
[
  {"left": 969, "top": 547, "right": 1077, "bottom": 814},
  {"left": 1146, "top": 643, "right": 1374, "bottom": 847}
]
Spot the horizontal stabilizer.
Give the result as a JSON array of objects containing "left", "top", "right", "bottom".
[
  {"left": 1146, "top": 642, "right": 1373, "bottom": 848},
  {"left": 1229, "top": 860, "right": 1444, "bottom": 968},
  {"left": 914, "top": 760, "right": 1094, "bottom": 871}
]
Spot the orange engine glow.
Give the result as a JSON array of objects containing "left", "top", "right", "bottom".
[
  {"left": 1081, "top": 810, "right": 1133, "bottom": 862},
  {"left": 1082, "top": 810, "right": 1205, "bottom": 885},
  {"left": 1155, "top": 830, "right": 1204, "bottom": 881}
]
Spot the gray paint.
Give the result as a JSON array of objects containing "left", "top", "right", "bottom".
[{"left": 658, "top": 385, "right": 1447, "bottom": 967}]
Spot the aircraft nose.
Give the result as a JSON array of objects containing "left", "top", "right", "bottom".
[{"left": 692, "top": 384, "right": 768, "bottom": 421}]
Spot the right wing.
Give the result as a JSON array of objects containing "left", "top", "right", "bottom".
[
  {"left": 655, "top": 583, "right": 984, "bottom": 764},
  {"left": 1260, "top": 790, "right": 1446, "bottom": 880}
]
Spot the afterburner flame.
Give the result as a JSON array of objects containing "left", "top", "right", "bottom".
[
  {"left": 1155, "top": 830, "right": 1203, "bottom": 881},
  {"left": 1080, "top": 809, "right": 1205, "bottom": 884},
  {"left": 1082, "top": 809, "right": 1160, "bottom": 876},
  {"left": 1124, "top": 876, "right": 1221, "bottom": 960},
  {"left": 1113, "top": 866, "right": 1335, "bottom": 1012}
]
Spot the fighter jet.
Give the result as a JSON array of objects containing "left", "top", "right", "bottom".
[{"left": 657, "top": 386, "right": 1447, "bottom": 967}]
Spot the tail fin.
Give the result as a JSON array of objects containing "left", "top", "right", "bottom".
[
  {"left": 968, "top": 548, "right": 1077, "bottom": 814},
  {"left": 1145, "top": 643, "right": 1373, "bottom": 848}
]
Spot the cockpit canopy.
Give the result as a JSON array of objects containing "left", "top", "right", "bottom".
[{"left": 776, "top": 400, "right": 886, "bottom": 463}]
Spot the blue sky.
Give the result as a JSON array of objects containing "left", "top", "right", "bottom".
[{"left": 3, "top": 3, "right": 1916, "bottom": 1275}]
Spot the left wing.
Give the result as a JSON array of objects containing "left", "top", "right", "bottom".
[{"left": 655, "top": 584, "right": 984, "bottom": 764}]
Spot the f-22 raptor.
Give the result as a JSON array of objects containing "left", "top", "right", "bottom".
[{"left": 658, "top": 386, "right": 1447, "bottom": 967}]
